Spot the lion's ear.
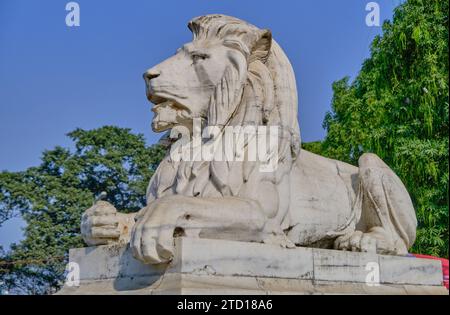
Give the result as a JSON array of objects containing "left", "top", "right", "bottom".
[{"left": 250, "top": 29, "right": 272, "bottom": 63}]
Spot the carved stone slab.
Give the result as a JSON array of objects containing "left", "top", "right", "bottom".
[{"left": 57, "top": 238, "right": 447, "bottom": 295}]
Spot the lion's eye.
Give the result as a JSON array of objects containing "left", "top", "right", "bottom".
[{"left": 191, "top": 53, "right": 209, "bottom": 62}]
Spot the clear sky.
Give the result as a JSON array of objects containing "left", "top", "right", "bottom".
[{"left": 0, "top": 0, "right": 402, "bottom": 248}]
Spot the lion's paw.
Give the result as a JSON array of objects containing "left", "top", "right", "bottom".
[
  {"left": 130, "top": 201, "right": 196, "bottom": 265},
  {"left": 333, "top": 230, "right": 377, "bottom": 253},
  {"left": 263, "top": 232, "right": 296, "bottom": 249}
]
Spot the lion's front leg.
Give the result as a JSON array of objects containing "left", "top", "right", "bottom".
[{"left": 130, "top": 195, "right": 281, "bottom": 264}]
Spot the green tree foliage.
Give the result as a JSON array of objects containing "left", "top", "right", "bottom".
[
  {"left": 0, "top": 126, "right": 166, "bottom": 294},
  {"left": 319, "top": 0, "right": 448, "bottom": 257},
  {"left": 301, "top": 141, "right": 324, "bottom": 156}
]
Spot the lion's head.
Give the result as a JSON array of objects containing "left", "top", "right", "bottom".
[
  {"left": 144, "top": 15, "right": 300, "bottom": 140},
  {"left": 144, "top": 15, "right": 301, "bottom": 223},
  {"left": 143, "top": 15, "right": 250, "bottom": 132}
]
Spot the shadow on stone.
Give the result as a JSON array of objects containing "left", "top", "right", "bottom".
[{"left": 112, "top": 244, "right": 168, "bottom": 292}]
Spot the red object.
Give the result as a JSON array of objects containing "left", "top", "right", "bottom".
[{"left": 411, "top": 254, "right": 449, "bottom": 289}]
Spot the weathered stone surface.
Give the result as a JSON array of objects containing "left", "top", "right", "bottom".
[
  {"left": 313, "top": 249, "right": 379, "bottom": 283},
  {"left": 57, "top": 238, "right": 447, "bottom": 295},
  {"left": 69, "top": 245, "right": 166, "bottom": 281},
  {"left": 379, "top": 255, "right": 443, "bottom": 285},
  {"left": 170, "top": 237, "right": 314, "bottom": 279}
]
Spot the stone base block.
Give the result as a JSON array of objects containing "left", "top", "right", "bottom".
[{"left": 57, "top": 237, "right": 448, "bottom": 295}]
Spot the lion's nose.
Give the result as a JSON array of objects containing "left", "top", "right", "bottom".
[{"left": 143, "top": 70, "right": 160, "bottom": 83}]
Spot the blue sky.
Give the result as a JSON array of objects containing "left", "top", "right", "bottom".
[{"left": 0, "top": 0, "right": 402, "bottom": 248}]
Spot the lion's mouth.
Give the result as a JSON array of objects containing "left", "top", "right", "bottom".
[
  {"left": 147, "top": 92, "right": 194, "bottom": 132},
  {"left": 148, "top": 93, "right": 190, "bottom": 113}
]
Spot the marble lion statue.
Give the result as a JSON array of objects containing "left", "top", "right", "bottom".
[{"left": 81, "top": 15, "right": 417, "bottom": 264}]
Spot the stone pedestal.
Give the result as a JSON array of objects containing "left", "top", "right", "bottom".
[{"left": 57, "top": 238, "right": 447, "bottom": 295}]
